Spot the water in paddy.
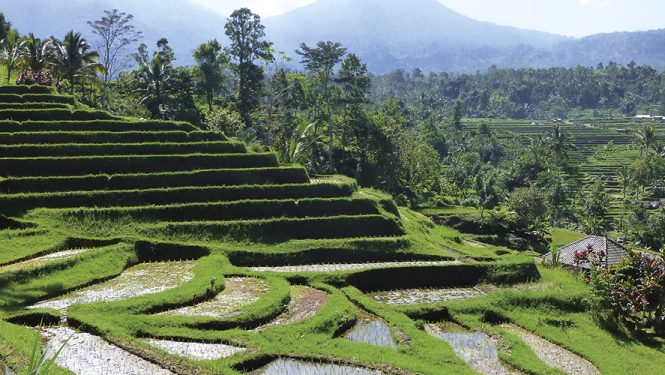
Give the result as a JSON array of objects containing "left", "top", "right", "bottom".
[
  {"left": 344, "top": 311, "right": 396, "bottom": 348},
  {"left": 145, "top": 339, "right": 245, "bottom": 360},
  {"left": 249, "top": 260, "right": 459, "bottom": 273},
  {"left": 42, "top": 327, "right": 174, "bottom": 375},
  {"left": 30, "top": 261, "right": 196, "bottom": 312},
  {"left": 427, "top": 323, "right": 518, "bottom": 375},
  {"left": 0, "top": 249, "right": 89, "bottom": 273},
  {"left": 372, "top": 287, "right": 486, "bottom": 305},
  {"left": 1, "top": 363, "right": 15, "bottom": 375},
  {"left": 250, "top": 359, "right": 383, "bottom": 375}
]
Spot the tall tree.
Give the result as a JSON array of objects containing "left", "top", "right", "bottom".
[
  {"left": 297, "top": 41, "right": 347, "bottom": 172},
  {"left": 193, "top": 39, "right": 227, "bottom": 111},
  {"left": 133, "top": 38, "right": 174, "bottom": 119},
  {"left": 88, "top": 9, "right": 142, "bottom": 103},
  {"left": 547, "top": 125, "right": 576, "bottom": 166},
  {"left": 0, "top": 13, "right": 10, "bottom": 42},
  {"left": 0, "top": 29, "right": 21, "bottom": 84},
  {"left": 634, "top": 125, "right": 657, "bottom": 156},
  {"left": 225, "top": 8, "right": 273, "bottom": 125},
  {"left": 52, "top": 30, "right": 101, "bottom": 94}
]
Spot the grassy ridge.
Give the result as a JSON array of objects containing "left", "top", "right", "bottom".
[
  {"left": 0, "top": 153, "right": 279, "bottom": 177},
  {"left": 0, "top": 119, "right": 200, "bottom": 132},
  {"left": 0, "top": 130, "right": 222, "bottom": 145},
  {"left": 0, "top": 141, "right": 246, "bottom": 157}
]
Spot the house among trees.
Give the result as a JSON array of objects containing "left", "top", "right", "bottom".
[{"left": 542, "top": 235, "right": 629, "bottom": 269}]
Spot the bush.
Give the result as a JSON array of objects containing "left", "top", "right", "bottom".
[
  {"left": 0, "top": 131, "right": 221, "bottom": 145},
  {"left": 0, "top": 153, "right": 279, "bottom": 177},
  {"left": 587, "top": 252, "right": 665, "bottom": 334},
  {"left": 0, "top": 141, "right": 245, "bottom": 158},
  {"left": 0, "top": 167, "right": 312, "bottom": 194}
]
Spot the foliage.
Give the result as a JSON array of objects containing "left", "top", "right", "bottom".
[
  {"left": 51, "top": 30, "right": 102, "bottom": 94},
  {"left": 225, "top": 8, "right": 272, "bottom": 125},
  {"left": 586, "top": 252, "right": 665, "bottom": 334},
  {"left": 87, "top": 9, "right": 143, "bottom": 106},
  {"left": 578, "top": 178, "right": 611, "bottom": 235},
  {"left": 508, "top": 186, "right": 548, "bottom": 232},
  {"left": 193, "top": 39, "right": 229, "bottom": 111}
]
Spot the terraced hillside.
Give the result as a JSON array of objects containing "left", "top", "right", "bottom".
[
  {"left": 471, "top": 119, "right": 665, "bottom": 219},
  {"left": 2, "top": 86, "right": 664, "bottom": 374}
]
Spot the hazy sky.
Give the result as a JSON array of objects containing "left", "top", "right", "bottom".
[{"left": 191, "top": 0, "right": 665, "bottom": 37}]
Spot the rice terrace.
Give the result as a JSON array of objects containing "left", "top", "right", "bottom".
[{"left": 1, "top": 0, "right": 665, "bottom": 374}]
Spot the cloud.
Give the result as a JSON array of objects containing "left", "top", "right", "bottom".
[
  {"left": 191, "top": 0, "right": 315, "bottom": 18},
  {"left": 578, "top": 0, "right": 610, "bottom": 6}
]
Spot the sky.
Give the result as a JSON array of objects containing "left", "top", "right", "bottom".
[{"left": 191, "top": 0, "right": 665, "bottom": 37}]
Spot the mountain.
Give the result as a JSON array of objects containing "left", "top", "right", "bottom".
[
  {"left": 2, "top": 0, "right": 665, "bottom": 72},
  {"left": 264, "top": 0, "right": 665, "bottom": 72},
  {"left": 263, "top": 0, "right": 568, "bottom": 71}
]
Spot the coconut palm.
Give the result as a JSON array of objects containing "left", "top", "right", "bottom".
[
  {"left": 634, "top": 125, "right": 657, "bottom": 156},
  {"left": 546, "top": 125, "right": 576, "bottom": 165},
  {"left": 0, "top": 29, "right": 21, "bottom": 84},
  {"left": 51, "top": 30, "right": 102, "bottom": 94},
  {"left": 20, "top": 33, "right": 53, "bottom": 72},
  {"left": 133, "top": 39, "right": 174, "bottom": 119}
]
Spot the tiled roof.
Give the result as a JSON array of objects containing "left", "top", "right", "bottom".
[{"left": 541, "top": 235, "right": 629, "bottom": 269}]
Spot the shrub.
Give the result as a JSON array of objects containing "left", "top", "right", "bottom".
[{"left": 586, "top": 252, "right": 665, "bottom": 334}]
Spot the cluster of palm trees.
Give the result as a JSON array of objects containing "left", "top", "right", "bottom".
[{"left": 0, "top": 30, "right": 102, "bottom": 93}]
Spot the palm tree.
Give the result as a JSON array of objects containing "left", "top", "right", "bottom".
[
  {"left": 52, "top": 30, "right": 102, "bottom": 94},
  {"left": 617, "top": 166, "right": 632, "bottom": 201},
  {"left": 134, "top": 39, "right": 173, "bottom": 119},
  {"left": 634, "top": 125, "right": 657, "bottom": 156},
  {"left": 547, "top": 125, "right": 576, "bottom": 166},
  {"left": 20, "top": 33, "right": 53, "bottom": 72},
  {"left": 0, "top": 29, "right": 21, "bottom": 84}
]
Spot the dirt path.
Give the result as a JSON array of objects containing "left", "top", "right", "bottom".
[
  {"left": 500, "top": 324, "right": 600, "bottom": 375},
  {"left": 159, "top": 277, "right": 269, "bottom": 318},
  {"left": 255, "top": 285, "right": 329, "bottom": 330}
]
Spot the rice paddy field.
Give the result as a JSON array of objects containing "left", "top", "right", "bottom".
[
  {"left": 1, "top": 86, "right": 664, "bottom": 374},
  {"left": 467, "top": 118, "right": 665, "bottom": 220}
]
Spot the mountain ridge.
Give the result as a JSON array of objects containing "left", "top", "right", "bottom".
[{"left": 2, "top": 0, "right": 664, "bottom": 72}]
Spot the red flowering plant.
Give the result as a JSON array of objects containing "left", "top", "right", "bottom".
[
  {"left": 16, "top": 69, "right": 55, "bottom": 86},
  {"left": 586, "top": 251, "right": 665, "bottom": 335}
]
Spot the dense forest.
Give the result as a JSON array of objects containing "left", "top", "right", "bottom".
[{"left": 1, "top": 8, "right": 664, "bottom": 252}]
